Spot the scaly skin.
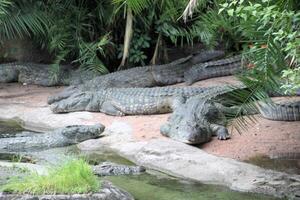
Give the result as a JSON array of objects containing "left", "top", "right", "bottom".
[
  {"left": 0, "top": 124, "right": 104, "bottom": 152},
  {"left": 48, "top": 50, "right": 225, "bottom": 104},
  {"left": 184, "top": 55, "right": 242, "bottom": 85},
  {"left": 258, "top": 97, "right": 300, "bottom": 121},
  {"left": 50, "top": 87, "right": 211, "bottom": 115},
  {"left": 160, "top": 85, "right": 245, "bottom": 144},
  {"left": 0, "top": 62, "right": 97, "bottom": 86},
  {"left": 93, "top": 162, "right": 146, "bottom": 176}
]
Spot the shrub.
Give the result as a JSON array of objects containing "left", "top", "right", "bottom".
[{"left": 1, "top": 159, "right": 100, "bottom": 195}]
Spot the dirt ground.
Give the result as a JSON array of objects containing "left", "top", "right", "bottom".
[{"left": 0, "top": 76, "right": 299, "bottom": 161}]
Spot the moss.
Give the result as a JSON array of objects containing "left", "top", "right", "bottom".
[{"left": 1, "top": 159, "right": 100, "bottom": 195}]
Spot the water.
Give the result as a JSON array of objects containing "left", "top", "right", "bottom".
[
  {"left": 0, "top": 121, "right": 280, "bottom": 199},
  {"left": 106, "top": 174, "right": 277, "bottom": 200},
  {"left": 246, "top": 154, "right": 300, "bottom": 175},
  {"left": 82, "top": 150, "right": 278, "bottom": 200},
  {"left": 0, "top": 120, "right": 24, "bottom": 138}
]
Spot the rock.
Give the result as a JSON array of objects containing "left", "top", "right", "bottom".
[{"left": 98, "top": 138, "right": 300, "bottom": 199}]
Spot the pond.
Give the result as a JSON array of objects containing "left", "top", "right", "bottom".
[{"left": 0, "top": 120, "right": 283, "bottom": 200}]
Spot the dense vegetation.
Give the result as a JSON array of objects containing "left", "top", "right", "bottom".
[
  {"left": 1, "top": 159, "right": 100, "bottom": 194},
  {"left": 0, "top": 0, "right": 299, "bottom": 92}
]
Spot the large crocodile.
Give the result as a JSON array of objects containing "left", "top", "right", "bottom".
[
  {"left": 47, "top": 50, "right": 225, "bottom": 104},
  {"left": 49, "top": 87, "right": 211, "bottom": 115},
  {"left": 184, "top": 55, "right": 242, "bottom": 85},
  {"left": 160, "top": 85, "right": 245, "bottom": 144},
  {"left": 0, "top": 124, "right": 104, "bottom": 152},
  {"left": 160, "top": 86, "right": 300, "bottom": 144}
]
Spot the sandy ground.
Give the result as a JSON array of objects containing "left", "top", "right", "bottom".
[{"left": 0, "top": 76, "right": 299, "bottom": 161}]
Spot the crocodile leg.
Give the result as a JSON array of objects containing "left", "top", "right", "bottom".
[
  {"left": 209, "top": 124, "right": 230, "bottom": 140},
  {"left": 100, "top": 101, "right": 125, "bottom": 116},
  {"left": 47, "top": 85, "right": 80, "bottom": 104}
]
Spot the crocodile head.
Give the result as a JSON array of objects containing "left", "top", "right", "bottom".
[
  {"left": 61, "top": 124, "right": 105, "bottom": 143},
  {"left": 160, "top": 99, "right": 217, "bottom": 144},
  {"left": 50, "top": 91, "right": 95, "bottom": 113}
]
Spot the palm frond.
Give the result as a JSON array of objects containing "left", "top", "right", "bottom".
[
  {"left": 112, "top": 0, "right": 150, "bottom": 14},
  {"left": 0, "top": 1, "right": 50, "bottom": 40}
]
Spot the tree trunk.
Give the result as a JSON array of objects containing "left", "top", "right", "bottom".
[
  {"left": 119, "top": 7, "right": 133, "bottom": 69},
  {"left": 150, "top": 33, "right": 162, "bottom": 65}
]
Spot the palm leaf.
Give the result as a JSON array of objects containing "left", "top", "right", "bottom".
[{"left": 0, "top": 1, "right": 50, "bottom": 40}]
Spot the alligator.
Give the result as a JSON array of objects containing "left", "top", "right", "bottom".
[
  {"left": 258, "top": 96, "right": 300, "bottom": 121},
  {"left": 49, "top": 87, "right": 211, "bottom": 115},
  {"left": 160, "top": 86, "right": 300, "bottom": 144},
  {"left": 92, "top": 162, "right": 146, "bottom": 176},
  {"left": 160, "top": 85, "right": 245, "bottom": 144},
  {"left": 0, "top": 62, "right": 97, "bottom": 86},
  {"left": 184, "top": 55, "right": 243, "bottom": 85},
  {"left": 47, "top": 50, "right": 225, "bottom": 104},
  {"left": 0, "top": 124, "right": 105, "bottom": 152}
]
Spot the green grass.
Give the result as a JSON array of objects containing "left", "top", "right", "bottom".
[{"left": 1, "top": 159, "right": 100, "bottom": 195}]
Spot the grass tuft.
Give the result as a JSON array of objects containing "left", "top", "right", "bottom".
[{"left": 1, "top": 159, "right": 100, "bottom": 195}]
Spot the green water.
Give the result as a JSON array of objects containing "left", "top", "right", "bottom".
[
  {"left": 105, "top": 174, "right": 277, "bottom": 200},
  {"left": 0, "top": 121, "right": 282, "bottom": 199},
  {"left": 246, "top": 155, "right": 300, "bottom": 175},
  {"left": 0, "top": 120, "right": 24, "bottom": 138},
  {"left": 81, "top": 150, "right": 279, "bottom": 200}
]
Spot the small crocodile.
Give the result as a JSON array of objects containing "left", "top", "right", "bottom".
[
  {"left": 93, "top": 162, "right": 146, "bottom": 176},
  {"left": 0, "top": 124, "right": 105, "bottom": 152},
  {"left": 184, "top": 55, "right": 242, "bottom": 85},
  {"left": 49, "top": 87, "right": 211, "bottom": 115},
  {"left": 48, "top": 50, "right": 225, "bottom": 104},
  {"left": 160, "top": 85, "right": 244, "bottom": 144},
  {"left": 0, "top": 62, "right": 97, "bottom": 86}
]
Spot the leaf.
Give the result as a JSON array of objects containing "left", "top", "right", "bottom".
[{"left": 227, "top": 9, "right": 234, "bottom": 17}]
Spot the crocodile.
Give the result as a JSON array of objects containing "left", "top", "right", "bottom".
[
  {"left": 47, "top": 50, "right": 225, "bottom": 104},
  {"left": 92, "top": 162, "right": 146, "bottom": 176},
  {"left": 49, "top": 87, "right": 211, "bottom": 115},
  {"left": 160, "top": 85, "right": 245, "bottom": 144},
  {"left": 258, "top": 96, "right": 300, "bottom": 121},
  {"left": 184, "top": 55, "right": 243, "bottom": 85},
  {"left": 0, "top": 124, "right": 105, "bottom": 152},
  {"left": 0, "top": 62, "right": 97, "bottom": 86},
  {"left": 160, "top": 85, "right": 300, "bottom": 144}
]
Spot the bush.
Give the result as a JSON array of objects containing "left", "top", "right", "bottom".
[{"left": 1, "top": 159, "right": 100, "bottom": 195}]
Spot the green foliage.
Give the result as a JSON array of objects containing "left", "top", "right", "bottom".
[
  {"left": 0, "top": 0, "right": 49, "bottom": 40},
  {"left": 281, "top": 68, "right": 300, "bottom": 94},
  {"left": 220, "top": 0, "right": 299, "bottom": 65},
  {"left": 1, "top": 159, "right": 100, "bottom": 195},
  {"left": 216, "top": 0, "right": 298, "bottom": 123},
  {"left": 113, "top": 0, "right": 150, "bottom": 14},
  {"left": 118, "top": 30, "right": 150, "bottom": 65}
]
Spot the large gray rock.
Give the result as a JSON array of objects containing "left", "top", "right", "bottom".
[{"left": 92, "top": 138, "right": 300, "bottom": 199}]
